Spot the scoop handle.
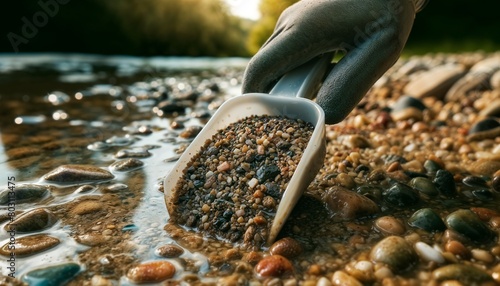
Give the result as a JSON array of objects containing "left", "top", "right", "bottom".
[{"left": 270, "top": 53, "right": 333, "bottom": 99}]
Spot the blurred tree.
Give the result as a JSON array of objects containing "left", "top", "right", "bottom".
[
  {"left": 246, "top": 0, "right": 298, "bottom": 54},
  {"left": 0, "top": 0, "right": 251, "bottom": 56}
]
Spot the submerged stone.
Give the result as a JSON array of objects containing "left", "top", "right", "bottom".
[
  {"left": 5, "top": 208, "right": 58, "bottom": 233},
  {"left": 43, "top": 164, "right": 114, "bottom": 183},
  {"left": 445, "top": 209, "right": 495, "bottom": 243},
  {"left": 22, "top": 262, "right": 80, "bottom": 286},
  {"left": 432, "top": 264, "right": 494, "bottom": 284},
  {"left": 408, "top": 208, "right": 446, "bottom": 233},
  {"left": 382, "top": 182, "right": 420, "bottom": 207},
  {"left": 0, "top": 184, "right": 50, "bottom": 204},
  {"left": 370, "top": 236, "right": 418, "bottom": 272},
  {"left": 433, "top": 169, "right": 457, "bottom": 196},
  {"left": 0, "top": 234, "right": 60, "bottom": 257}
]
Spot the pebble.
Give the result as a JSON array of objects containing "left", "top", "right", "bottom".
[
  {"left": 374, "top": 216, "right": 405, "bottom": 235},
  {"left": 106, "top": 135, "right": 135, "bottom": 146},
  {"left": 423, "top": 159, "right": 442, "bottom": 173},
  {"left": 414, "top": 242, "right": 445, "bottom": 264},
  {"left": 409, "top": 177, "right": 439, "bottom": 197},
  {"left": 331, "top": 270, "right": 362, "bottom": 286},
  {"left": 403, "top": 64, "right": 466, "bottom": 99},
  {"left": 469, "top": 118, "right": 500, "bottom": 134},
  {"left": 0, "top": 234, "right": 60, "bottom": 257},
  {"left": 391, "top": 95, "right": 427, "bottom": 112},
  {"left": 445, "top": 209, "right": 495, "bottom": 243},
  {"left": 382, "top": 182, "right": 420, "bottom": 207},
  {"left": 179, "top": 125, "right": 203, "bottom": 139},
  {"left": 323, "top": 186, "right": 379, "bottom": 220},
  {"left": 391, "top": 108, "right": 423, "bottom": 122},
  {"left": 471, "top": 248, "right": 495, "bottom": 264},
  {"left": 338, "top": 135, "right": 372, "bottom": 149},
  {"left": 115, "top": 148, "right": 151, "bottom": 159},
  {"left": 43, "top": 164, "right": 114, "bottom": 183},
  {"left": 0, "top": 184, "right": 50, "bottom": 204},
  {"left": 433, "top": 169, "right": 457, "bottom": 196},
  {"left": 5, "top": 208, "right": 58, "bottom": 233},
  {"left": 493, "top": 175, "right": 500, "bottom": 192},
  {"left": 467, "top": 159, "right": 500, "bottom": 176},
  {"left": 127, "top": 261, "right": 176, "bottom": 283},
  {"left": 269, "top": 237, "right": 303, "bottom": 259},
  {"left": 76, "top": 233, "right": 107, "bottom": 246},
  {"left": 157, "top": 99, "right": 188, "bottom": 113},
  {"left": 256, "top": 164, "right": 280, "bottom": 183},
  {"left": 444, "top": 240, "right": 470, "bottom": 259},
  {"left": 462, "top": 175, "right": 488, "bottom": 188},
  {"left": 344, "top": 261, "right": 374, "bottom": 283},
  {"left": 109, "top": 158, "right": 144, "bottom": 172},
  {"left": 71, "top": 200, "right": 104, "bottom": 215},
  {"left": 480, "top": 99, "right": 500, "bottom": 117},
  {"left": 432, "top": 264, "right": 494, "bottom": 284},
  {"left": 255, "top": 255, "right": 294, "bottom": 278},
  {"left": 74, "top": 185, "right": 97, "bottom": 193},
  {"left": 408, "top": 208, "right": 446, "bottom": 233},
  {"left": 22, "top": 262, "right": 80, "bottom": 286},
  {"left": 155, "top": 244, "right": 184, "bottom": 258},
  {"left": 369, "top": 236, "right": 417, "bottom": 272}
]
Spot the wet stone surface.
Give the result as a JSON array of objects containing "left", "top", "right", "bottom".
[{"left": 1, "top": 53, "right": 500, "bottom": 285}]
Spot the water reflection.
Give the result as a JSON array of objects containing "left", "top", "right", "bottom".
[{"left": 0, "top": 53, "right": 245, "bottom": 281}]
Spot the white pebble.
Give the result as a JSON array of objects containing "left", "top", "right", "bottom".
[
  {"left": 354, "top": 260, "right": 373, "bottom": 272},
  {"left": 206, "top": 171, "right": 214, "bottom": 177},
  {"left": 414, "top": 242, "right": 445, "bottom": 264},
  {"left": 316, "top": 277, "right": 332, "bottom": 286},
  {"left": 248, "top": 178, "right": 258, "bottom": 189}
]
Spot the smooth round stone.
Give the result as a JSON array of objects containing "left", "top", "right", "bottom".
[
  {"left": 71, "top": 200, "right": 104, "bottom": 215},
  {"left": 391, "top": 108, "right": 423, "bottom": 121},
  {"left": 155, "top": 244, "right": 184, "bottom": 258},
  {"left": 423, "top": 159, "right": 442, "bottom": 173},
  {"left": 5, "top": 208, "right": 58, "bottom": 233},
  {"left": 22, "top": 262, "right": 80, "bottom": 286},
  {"left": 0, "top": 184, "right": 50, "bottom": 204},
  {"left": 408, "top": 208, "right": 446, "bottom": 233},
  {"left": 445, "top": 209, "right": 495, "bottom": 243},
  {"left": 382, "top": 183, "right": 420, "bottom": 207},
  {"left": 432, "top": 264, "right": 494, "bottom": 284},
  {"left": 115, "top": 148, "right": 151, "bottom": 159},
  {"left": 43, "top": 164, "right": 114, "bottom": 183},
  {"left": 375, "top": 216, "right": 405, "bottom": 235},
  {"left": 269, "top": 237, "right": 303, "bottom": 259},
  {"left": 74, "top": 185, "right": 97, "bottom": 193},
  {"left": 462, "top": 175, "right": 488, "bottom": 188},
  {"left": 480, "top": 99, "right": 500, "bottom": 117},
  {"left": 433, "top": 169, "right": 457, "bottom": 196},
  {"left": 370, "top": 236, "right": 418, "bottom": 272},
  {"left": 0, "top": 234, "right": 60, "bottom": 257},
  {"left": 403, "top": 64, "right": 465, "bottom": 99},
  {"left": 467, "top": 159, "right": 500, "bottom": 176},
  {"left": 391, "top": 95, "right": 427, "bottom": 112},
  {"left": 255, "top": 255, "right": 294, "bottom": 278},
  {"left": 76, "top": 233, "right": 107, "bottom": 246},
  {"left": 356, "top": 185, "right": 383, "bottom": 202},
  {"left": 109, "top": 158, "right": 144, "bottom": 172},
  {"left": 127, "top": 261, "right": 176, "bottom": 283},
  {"left": 468, "top": 118, "right": 500, "bottom": 134},
  {"left": 323, "top": 186, "right": 379, "bottom": 220},
  {"left": 445, "top": 240, "right": 470, "bottom": 259},
  {"left": 472, "top": 189, "right": 493, "bottom": 201},
  {"left": 414, "top": 242, "right": 445, "bottom": 264},
  {"left": 409, "top": 177, "right": 439, "bottom": 197},
  {"left": 332, "top": 270, "right": 362, "bottom": 286}
]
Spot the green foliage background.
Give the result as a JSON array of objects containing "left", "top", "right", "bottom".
[{"left": 1, "top": 0, "right": 498, "bottom": 56}]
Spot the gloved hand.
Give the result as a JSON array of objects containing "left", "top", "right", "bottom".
[{"left": 242, "top": 0, "right": 427, "bottom": 124}]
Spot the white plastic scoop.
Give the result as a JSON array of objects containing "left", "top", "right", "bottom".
[{"left": 164, "top": 54, "right": 332, "bottom": 245}]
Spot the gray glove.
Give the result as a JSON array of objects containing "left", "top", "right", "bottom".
[{"left": 242, "top": 0, "right": 427, "bottom": 124}]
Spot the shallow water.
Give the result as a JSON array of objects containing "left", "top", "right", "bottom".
[{"left": 0, "top": 54, "right": 247, "bottom": 282}]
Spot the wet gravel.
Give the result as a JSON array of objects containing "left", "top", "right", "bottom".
[
  {"left": 168, "top": 115, "right": 313, "bottom": 247},
  {"left": 0, "top": 53, "right": 500, "bottom": 285}
]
